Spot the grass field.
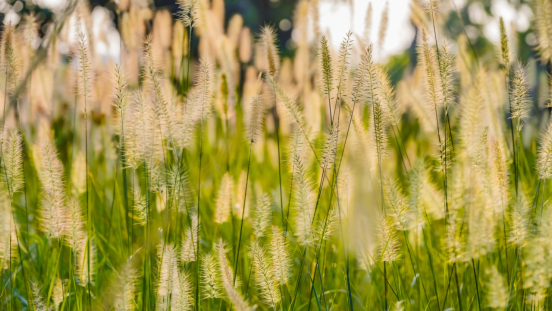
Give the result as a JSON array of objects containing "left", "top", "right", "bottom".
[{"left": 2, "top": 0, "right": 552, "bottom": 310}]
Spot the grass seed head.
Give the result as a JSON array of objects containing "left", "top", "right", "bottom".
[{"left": 260, "top": 25, "right": 280, "bottom": 78}]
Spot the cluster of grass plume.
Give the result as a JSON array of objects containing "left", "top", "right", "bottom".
[{"left": 7, "top": 0, "right": 552, "bottom": 310}]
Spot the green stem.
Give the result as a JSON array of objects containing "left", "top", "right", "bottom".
[
  {"left": 196, "top": 107, "right": 204, "bottom": 311},
  {"left": 472, "top": 259, "right": 481, "bottom": 311},
  {"left": 84, "top": 81, "right": 91, "bottom": 311},
  {"left": 233, "top": 144, "right": 252, "bottom": 285}
]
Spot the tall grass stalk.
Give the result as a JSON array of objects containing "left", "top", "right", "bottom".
[
  {"left": 76, "top": 31, "right": 92, "bottom": 309},
  {"left": 260, "top": 26, "right": 286, "bottom": 233},
  {"left": 234, "top": 85, "right": 263, "bottom": 286},
  {"left": 233, "top": 142, "right": 251, "bottom": 283},
  {"left": 427, "top": 0, "right": 450, "bottom": 226},
  {"left": 195, "top": 58, "right": 213, "bottom": 311}
]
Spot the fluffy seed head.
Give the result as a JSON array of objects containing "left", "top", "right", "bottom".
[
  {"left": 53, "top": 279, "right": 64, "bottom": 310},
  {"left": 77, "top": 235, "right": 96, "bottom": 286},
  {"left": 201, "top": 252, "right": 222, "bottom": 299},
  {"left": 38, "top": 142, "right": 66, "bottom": 239},
  {"left": 351, "top": 45, "right": 373, "bottom": 104},
  {"left": 510, "top": 65, "right": 531, "bottom": 130},
  {"left": 364, "top": 3, "right": 373, "bottom": 47},
  {"left": 71, "top": 151, "right": 86, "bottom": 195},
  {"left": 113, "top": 260, "right": 140, "bottom": 311},
  {"left": 132, "top": 189, "right": 147, "bottom": 226},
  {"left": 245, "top": 95, "right": 265, "bottom": 144},
  {"left": 377, "top": 214, "right": 400, "bottom": 262},
  {"left": 376, "top": 66, "right": 401, "bottom": 127},
  {"left": 446, "top": 209, "right": 463, "bottom": 262},
  {"left": 196, "top": 58, "right": 214, "bottom": 121},
  {"left": 270, "top": 226, "right": 291, "bottom": 285},
  {"left": 292, "top": 140, "right": 315, "bottom": 245},
  {"left": 65, "top": 198, "right": 85, "bottom": 251},
  {"left": 31, "top": 281, "right": 47, "bottom": 311},
  {"left": 0, "top": 23, "right": 19, "bottom": 94},
  {"left": 77, "top": 32, "right": 93, "bottom": 108},
  {"left": 418, "top": 29, "right": 443, "bottom": 112},
  {"left": 492, "top": 142, "right": 509, "bottom": 213},
  {"left": 459, "top": 82, "right": 483, "bottom": 160},
  {"left": 143, "top": 38, "right": 181, "bottom": 149},
  {"left": 267, "top": 76, "right": 307, "bottom": 133},
  {"left": 259, "top": 25, "right": 280, "bottom": 77},
  {"left": 534, "top": 0, "right": 552, "bottom": 62},
  {"left": 125, "top": 94, "right": 155, "bottom": 169},
  {"left": 181, "top": 214, "right": 199, "bottom": 262},
  {"left": 383, "top": 174, "right": 411, "bottom": 231},
  {"left": 318, "top": 35, "right": 333, "bottom": 97},
  {"left": 157, "top": 243, "right": 182, "bottom": 310},
  {"left": 215, "top": 173, "right": 234, "bottom": 223},
  {"left": 486, "top": 266, "right": 508, "bottom": 309},
  {"left": 316, "top": 206, "right": 340, "bottom": 242},
  {"left": 509, "top": 197, "right": 530, "bottom": 247},
  {"left": 409, "top": 159, "right": 444, "bottom": 220},
  {"left": 537, "top": 123, "right": 552, "bottom": 179},
  {"left": 335, "top": 32, "right": 353, "bottom": 95},
  {"left": 22, "top": 14, "right": 39, "bottom": 50},
  {"left": 434, "top": 138, "right": 452, "bottom": 176},
  {"left": 363, "top": 45, "right": 379, "bottom": 109},
  {"left": 177, "top": 0, "right": 198, "bottom": 28},
  {"left": 321, "top": 124, "right": 339, "bottom": 170},
  {"left": 2, "top": 131, "right": 23, "bottom": 196},
  {"left": 173, "top": 272, "right": 194, "bottom": 311},
  {"left": 249, "top": 240, "right": 280, "bottom": 309},
  {"left": 523, "top": 236, "right": 549, "bottom": 306},
  {"left": 499, "top": 17, "right": 510, "bottom": 69},
  {"left": 252, "top": 193, "right": 272, "bottom": 238},
  {"left": 167, "top": 164, "right": 193, "bottom": 213},
  {"left": 371, "top": 95, "right": 389, "bottom": 163},
  {"left": 215, "top": 239, "right": 252, "bottom": 311},
  {"left": 113, "top": 64, "right": 128, "bottom": 113},
  {"left": 377, "top": 1, "right": 389, "bottom": 56},
  {"left": 0, "top": 190, "right": 16, "bottom": 270},
  {"left": 439, "top": 42, "right": 455, "bottom": 113}
]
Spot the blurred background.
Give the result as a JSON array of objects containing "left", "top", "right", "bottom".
[{"left": 0, "top": 0, "right": 538, "bottom": 65}]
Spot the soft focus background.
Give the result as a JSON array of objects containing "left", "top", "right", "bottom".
[
  {"left": 0, "top": 0, "right": 537, "bottom": 61},
  {"left": 0, "top": 0, "right": 543, "bottom": 98}
]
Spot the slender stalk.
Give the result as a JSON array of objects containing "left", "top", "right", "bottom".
[
  {"left": 371, "top": 98, "right": 386, "bottom": 311},
  {"left": 403, "top": 231, "right": 429, "bottom": 303},
  {"left": 274, "top": 96, "right": 286, "bottom": 230},
  {"left": 185, "top": 26, "right": 192, "bottom": 94},
  {"left": 269, "top": 83, "right": 289, "bottom": 311},
  {"left": 422, "top": 219, "right": 440, "bottom": 309},
  {"left": 472, "top": 259, "right": 481, "bottom": 311},
  {"left": 428, "top": 0, "right": 449, "bottom": 224},
  {"left": 454, "top": 264, "right": 463, "bottom": 311},
  {"left": 120, "top": 116, "right": 130, "bottom": 257},
  {"left": 284, "top": 168, "right": 294, "bottom": 236},
  {"left": 233, "top": 144, "right": 252, "bottom": 285},
  {"left": 307, "top": 95, "right": 371, "bottom": 311},
  {"left": 334, "top": 114, "right": 354, "bottom": 311},
  {"left": 196, "top": 98, "right": 205, "bottom": 311},
  {"left": 144, "top": 161, "right": 151, "bottom": 310},
  {"left": 305, "top": 84, "right": 342, "bottom": 311},
  {"left": 505, "top": 73, "right": 518, "bottom": 200},
  {"left": 84, "top": 75, "right": 91, "bottom": 311},
  {"left": 506, "top": 247, "right": 521, "bottom": 310},
  {"left": 1, "top": 48, "right": 11, "bottom": 311}
]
